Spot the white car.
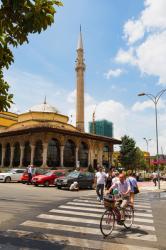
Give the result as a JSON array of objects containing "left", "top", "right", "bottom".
[{"left": 0, "top": 168, "right": 26, "bottom": 183}]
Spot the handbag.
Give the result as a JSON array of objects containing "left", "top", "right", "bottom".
[
  {"left": 129, "top": 179, "right": 140, "bottom": 194},
  {"left": 133, "top": 186, "right": 139, "bottom": 194}
]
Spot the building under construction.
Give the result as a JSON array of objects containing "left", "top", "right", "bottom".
[{"left": 89, "top": 119, "right": 113, "bottom": 138}]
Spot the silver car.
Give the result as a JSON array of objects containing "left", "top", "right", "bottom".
[{"left": 0, "top": 168, "right": 26, "bottom": 183}]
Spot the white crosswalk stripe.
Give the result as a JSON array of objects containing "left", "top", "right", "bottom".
[
  {"left": 8, "top": 196, "right": 159, "bottom": 249},
  {"left": 7, "top": 229, "right": 159, "bottom": 250}
]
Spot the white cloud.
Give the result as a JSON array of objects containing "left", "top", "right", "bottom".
[
  {"left": 115, "top": 48, "right": 136, "bottom": 65},
  {"left": 132, "top": 100, "right": 154, "bottom": 112},
  {"left": 124, "top": 20, "right": 144, "bottom": 44},
  {"left": 136, "top": 31, "right": 166, "bottom": 84},
  {"left": 116, "top": 0, "right": 166, "bottom": 85},
  {"left": 123, "top": 0, "right": 166, "bottom": 45},
  {"left": 104, "top": 68, "right": 124, "bottom": 79}
]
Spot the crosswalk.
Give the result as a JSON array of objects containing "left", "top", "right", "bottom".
[{"left": 8, "top": 195, "right": 159, "bottom": 250}]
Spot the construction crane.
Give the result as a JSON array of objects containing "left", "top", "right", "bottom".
[{"left": 92, "top": 106, "right": 96, "bottom": 134}]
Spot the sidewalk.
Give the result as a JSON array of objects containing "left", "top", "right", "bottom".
[{"left": 138, "top": 180, "right": 166, "bottom": 192}]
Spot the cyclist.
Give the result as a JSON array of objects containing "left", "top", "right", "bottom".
[{"left": 106, "top": 173, "right": 131, "bottom": 221}]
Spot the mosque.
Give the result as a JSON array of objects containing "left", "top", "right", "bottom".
[{"left": 0, "top": 30, "right": 121, "bottom": 169}]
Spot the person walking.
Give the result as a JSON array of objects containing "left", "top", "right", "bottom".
[
  {"left": 95, "top": 166, "right": 107, "bottom": 203},
  {"left": 27, "top": 165, "right": 33, "bottom": 185},
  {"left": 152, "top": 171, "right": 158, "bottom": 186},
  {"left": 105, "top": 169, "right": 112, "bottom": 190},
  {"left": 128, "top": 172, "right": 139, "bottom": 207},
  {"left": 112, "top": 172, "right": 119, "bottom": 185}
]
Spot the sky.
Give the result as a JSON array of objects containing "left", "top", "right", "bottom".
[{"left": 3, "top": 0, "right": 166, "bottom": 155}]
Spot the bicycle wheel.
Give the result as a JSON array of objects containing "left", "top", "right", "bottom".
[
  {"left": 123, "top": 205, "right": 134, "bottom": 229},
  {"left": 100, "top": 209, "right": 115, "bottom": 237}
]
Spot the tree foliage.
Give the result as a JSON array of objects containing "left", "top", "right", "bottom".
[
  {"left": 134, "top": 147, "right": 146, "bottom": 171},
  {"left": 0, "top": 0, "right": 63, "bottom": 111},
  {"left": 120, "top": 135, "right": 147, "bottom": 172},
  {"left": 120, "top": 135, "right": 136, "bottom": 171}
]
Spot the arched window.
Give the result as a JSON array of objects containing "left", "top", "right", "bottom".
[
  {"left": 103, "top": 145, "right": 110, "bottom": 169},
  {"left": 4, "top": 143, "right": 10, "bottom": 167},
  {"left": 78, "top": 142, "right": 88, "bottom": 167},
  {"left": 47, "top": 139, "right": 60, "bottom": 167},
  {"left": 23, "top": 142, "right": 31, "bottom": 166},
  {"left": 64, "top": 140, "right": 75, "bottom": 167},
  {"left": 13, "top": 142, "right": 20, "bottom": 167},
  {"left": 0, "top": 144, "right": 2, "bottom": 165},
  {"left": 34, "top": 140, "right": 43, "bottom": 166}
]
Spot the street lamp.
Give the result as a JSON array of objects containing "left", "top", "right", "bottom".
[
  {"left": 138, "top": 89, "right": 166, "bottom": 189},
  {"left": 143, "top": 137, "right": 151, "bottom": 173},
  {"left": 143, "top": 137, "right": 151, "bottom": 153}
]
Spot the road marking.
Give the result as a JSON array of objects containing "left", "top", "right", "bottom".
[
  {"left": 20, "top": 220, "right": 157, "bottom": 242},
  {"left": 73, "top": 199, "right": 150, "bottom": 206},
  {"left": 50, "top": 209, "right": 153, "bottom": 218},
  {"left": 7, "top": 229, "right": 159, "bottom": 249},
  {"left": 59, "top": 204, "right": 105, "bottom": 212},
  {"left": 59, "top": 205, "right": 152, "bottom": 214},
  {"left": 67, "top": 202, "right": 151, "bottom": 209},
  {"left": 38, "top": 214, "right": 154, "bottom": 224}
]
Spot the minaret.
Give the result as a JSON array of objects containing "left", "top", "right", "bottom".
[{"left": 75, "top": 26, "right": 85, "bottom": 132}]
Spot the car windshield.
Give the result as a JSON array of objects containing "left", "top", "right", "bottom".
[
  {"left": 7, "top": 169, "right": 16, "bottom": 173},
  {"left": 67, "top": 172, "right": 80, "bottom": 178},
  {"left": 45, "top": 171, "right": 54, "bottom": 176}
]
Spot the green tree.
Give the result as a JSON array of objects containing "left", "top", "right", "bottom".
[
  {"left": 120, "top": 135, "right": 136, "bottom": 171},
  {"left": 134, "top": 147, "right": 146, "bottom": 172},
  {"left": 0, "top": 0, "right": 63, "bottom": 111}
]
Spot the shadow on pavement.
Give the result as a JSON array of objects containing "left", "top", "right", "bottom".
[{"left": 0, "top": 231, "right": 74, "bottom": 250}]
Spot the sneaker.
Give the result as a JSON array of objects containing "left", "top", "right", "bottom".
[
  {"left": 100, "top": 200, "right": 104, "bottom": 205},
  {"left": 97, "top": 197, "right": 100, "bottom": 201}
]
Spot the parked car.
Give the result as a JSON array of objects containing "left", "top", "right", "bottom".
[
  {"left": 32, "top": 169, "right": 65, "bottom": 187},
  {"left": 20, "top": 168, "right": 47, "bottom": 184},
  {"left": 55, "top": 171, "right": 95, "bottom": 189},
  {"left": 0, "top": 168, "right": 26, "bottom": 183}
]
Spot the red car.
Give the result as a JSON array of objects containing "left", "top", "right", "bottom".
[
  {"left": 32, "top": 169, "right": 65, "bottom": 187},
  {"left": 20, "top": 168, "right": 47, "bottom": 184}
]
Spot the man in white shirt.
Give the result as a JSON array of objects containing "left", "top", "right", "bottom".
[
  {"left": 112, "top": 172, "right": 119, "bottom": 185},
  {"left": 27, "top": 165, "right": 33, "bottom": 185},
  {"left": 108, "top": 173, "right": 131, "bottom": 220},
  {"left": 95, "top": 166, "right": 107, "bottom": 203}
]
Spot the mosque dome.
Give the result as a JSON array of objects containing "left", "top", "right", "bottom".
[{"left": 29, "top": 102, "right": 59, "bottom": 114}]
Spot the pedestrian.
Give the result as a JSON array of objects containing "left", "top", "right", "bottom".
[
  {"left": 105, "top": 169, "right": 112, "bottom": 190},
  {"left": 152, "top": 171, "right": 158, "bottom": 186},
  {"left": 112, "top": 172, "right": 119, "bottom": 185},
  {"left": 27, "top": 165, "right": 33, "bottom": 185},
  {"left": 69, "top": 181, "right": 79, "bottom": 191},
  {"left": 127, "top": 172, "right": 139, "bottom": 207},
  {"left": 95, "top": 166, "right": 107, "bottom": 203}
]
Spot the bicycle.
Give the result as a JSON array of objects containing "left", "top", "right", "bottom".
[{"left": 100, "top": 194, "right": 134, "bottom": 237}]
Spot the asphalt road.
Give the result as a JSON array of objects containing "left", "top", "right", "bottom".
[{"left": 0, "top": 183, "right": 166, "bottom": 250}]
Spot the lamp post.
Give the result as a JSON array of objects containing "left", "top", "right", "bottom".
[
  {"left": 143, "top": 137, "right": 151, "bottom": 153},
  {"left": 138, "top": 89, "right": 166, "bottom": 189},
  {"left": 143, "top": 137, "right": 151, "bottom": 172}
]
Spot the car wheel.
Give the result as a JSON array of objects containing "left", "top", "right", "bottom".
[
  {"left": 5, "top": 176, "right": 11, "bottom": 183},
  {"left": 57, "top": 186, "right": 61, "bottom": 189},
  {"left": 44, "top": 181, "right": 50, "bottom": 187},
  {"left": 34, "top": 184, "right": 38, "bottom": 187}
]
